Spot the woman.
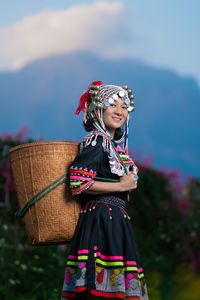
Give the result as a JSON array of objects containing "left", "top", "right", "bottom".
[{"left": 61, "top": 81, "right": 149, "bottom": 300}]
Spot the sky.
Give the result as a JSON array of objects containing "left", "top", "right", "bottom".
[{"left": 0, "top": 0, "right": 200, "bottom": 85}]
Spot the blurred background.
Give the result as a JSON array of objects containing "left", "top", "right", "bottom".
[{"left": 0, "top": 1, "right": 200, "bottom": 299}]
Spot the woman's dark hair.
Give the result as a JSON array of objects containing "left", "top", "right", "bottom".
[
  {"left": 114, "top": 128, "right": 123, "bottom": 140},
  {"left": 83, "top": 119, "right": 95, "bottom": 132},
  {"left": 83, "top": 119, "right": 123, "bottom": 140}
]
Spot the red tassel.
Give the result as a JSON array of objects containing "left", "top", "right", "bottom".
[{"left": 74, "top": 81, "right": 103, "bottom": 115}]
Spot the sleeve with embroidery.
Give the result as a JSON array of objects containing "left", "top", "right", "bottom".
[{"left": 69, "top": 136, "right": 103, "bottom": 195}]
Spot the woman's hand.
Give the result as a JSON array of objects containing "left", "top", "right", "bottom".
[{"left": 119, "top": 171, "right": 137, "bottom": 192}]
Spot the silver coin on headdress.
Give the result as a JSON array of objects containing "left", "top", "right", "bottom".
[
  {"left": 119, "top": 90, "right": 125, "bottom": 98},
  {"left": 112, "top": 94, "right": 118, "bottom": 100}
]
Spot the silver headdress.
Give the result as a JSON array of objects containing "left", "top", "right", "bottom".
[
  {"left": 75, "top": 81, "right": 135, "bottom": 152},
  {"left": 88, "top": 84, "right": 134, "bottom": 113}
]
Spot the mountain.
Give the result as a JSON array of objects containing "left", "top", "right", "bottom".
[{"left": 0, "top": 52, "right": 199, "bottom": 178}]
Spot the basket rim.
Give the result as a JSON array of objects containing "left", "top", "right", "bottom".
[{"left": 9, "top": 141, "right": 79, "bottom": 154}]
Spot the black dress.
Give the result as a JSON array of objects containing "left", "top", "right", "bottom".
[{"left": 61, "top": 135, "right": 148, "bottom": 300}]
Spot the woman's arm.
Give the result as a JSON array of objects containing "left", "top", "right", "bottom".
[{"left": 84, "top": 172, "right": 137, "bottom": 194}]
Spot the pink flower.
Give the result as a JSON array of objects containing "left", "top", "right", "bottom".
[
  {"left": 5, "top": 171, "right": 14, "bottom": 193},
  {"left": 129, "top": 150, "right": 154, "bottom": 168},
  {"left": 178, "top": 200, "right": 193, "bottom": 216},
  {"left": 16, "top": 126, "right": 32, "bottom": 142},
  {"left": 0, "top": 133, "right": 14, "bottom": 141}
]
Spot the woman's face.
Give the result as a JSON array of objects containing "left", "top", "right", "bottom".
[{"left": 103, "top": 97, "right": 128, "bottom": 138}]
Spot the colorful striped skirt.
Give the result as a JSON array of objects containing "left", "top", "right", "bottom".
[{"left": 61, "top": 196, "right": 149, "bottom": 300}]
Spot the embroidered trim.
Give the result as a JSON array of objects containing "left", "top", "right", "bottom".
[
  {"left": 80, "top": 197, "right": 130, "bottom": 220},
  {"left": 62, "top": 266, "right": 146, "bottom": 298},
  {"left": 71, "top": 180, "right": 94, "bottom": 195},
  {"left": 70, "top": 167, "right": 96, "bottom": 195},
  {"left": 96, "top": 196, "right": 126, "bottom": 209},
  {"left": 89, "top": 290, "right": 126, "bottom": 298},
  {"left": 65, "top": 249, "right": 144, "bottom": 278},
  {"left": 70, "top": 169, "right": 96, "bottom": 177}
]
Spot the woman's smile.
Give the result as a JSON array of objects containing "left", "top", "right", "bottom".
[{"left": 112, "top": 117, "right": 122, "bottom": 122}]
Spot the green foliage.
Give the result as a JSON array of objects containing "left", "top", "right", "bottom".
[
  {"left": 127, "top": 165, "right": 200, "bottom": 299},
  {"left": 0, "top": 221, "right": 69, "bottom": 299},
  {"left": 127, "top": 167, "right": 179, "bottom": 272}
]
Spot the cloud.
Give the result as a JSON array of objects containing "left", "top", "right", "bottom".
[{"left": 0, "top": 1, "right": 126, "bottom": 70}]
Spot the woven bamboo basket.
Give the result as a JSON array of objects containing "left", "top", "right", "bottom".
[{"left": 9, "top": 141, "right": 81, "bottom": 246}]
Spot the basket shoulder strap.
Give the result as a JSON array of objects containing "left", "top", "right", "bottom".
[{"left": 15, "top": 171, "right": 69, "bottom": 218}]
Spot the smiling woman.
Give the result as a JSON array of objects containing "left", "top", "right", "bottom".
[{"left": 61, "top": 81, "right": 148, "bottom": 300}]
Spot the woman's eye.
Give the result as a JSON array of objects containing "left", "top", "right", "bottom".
[{"left": 122, "top": 106, "right": 127, "bottom": 110}]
